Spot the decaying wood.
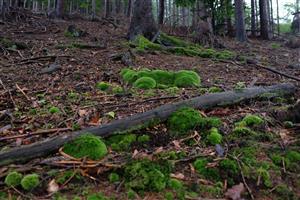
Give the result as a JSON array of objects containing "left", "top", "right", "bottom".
[{"left": 0, "top": 83, "right": 295, "bottom": 166}]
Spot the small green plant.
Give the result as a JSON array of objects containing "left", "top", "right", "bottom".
[
  {"left": 285, "top": 150, "right": 300, "bottom": 163},
  {"left": 96, "top": 82, "right": 110, "bottom": 91},
  {"left": 174, "top": 70, "right": 201, "bottom": 88},
  {"left": 208, "top": 86, "right": 223, "bottom": 93},
  {"left": 271, "top": 43, "right": 280, "bottom": 49},
  {"left": 127, "top": 189, "right": 136, "bottom": 200},
  {"left": 112, "top": 86, "right": 123, "bottom": 94},
  {"left": 133, "top": 77, "right": 157, "bottom": 89},
  {"left": 274, "top": 184, "right": 296, "bottom": 199},
  {"left": 204, "top": 117, "right": 222, "bottom": 128},
  {"left": 5, "top": 171, "right": 23, "bottom": 187},
  {"left": 63, "top": 134, "right": 107, "bottom": 160},
  {"left": 121, "top": 69, "right": 138, "bottom": 83},
  {"left": 257, "top": 167, "right": 272, "bottom": 187},
  {"left": 207, "top": 128, "right": 222, "bottom": 145},
  {"left": 124, "top": 159, "right": 169, "bottom": 191},
  {"left": 21, "top": 174, "right": 40, "bottom": 190},
  {"left": 165, "top": 191, "right": 174, "bottom": 200},
  {"left": 283, "top": 121, "right": 294, "bottom": 128},
  {"left": 167, "top": 107, "right": 204, "bottom": 135},
  {"left": 239, "top": 115, "right": 264, "bottom": 127},
  {"left": 137, "top": 135, "right": 150, "bottom": 143},
  {"left": 165, "top": 86, "right": 180, "bottom": 95},
  {"left": 108, "top": 173, "right": 120, "bottom": 183},
  {"left": 49, "top": 106, "right": 60, "bottom": 114},
  {"left": 150, "top": 69, "right": 175, "bottom": 85},
  {"left": 56, "top": 170, "right": 81, "bottom": 184},
  {"left": 199, "top": 183, "right": 223, "bottom": 198},
  {"left": 168, "top": 178, "right": 183, "bottom": 190},
  {"left": 234, "top": 82, "right": 246, "bottom": 90},
  {"left": 107, "top": 134, "right": 137, "bottom": 152},
  {"left": 87, "top": 192, "right": 109, "bottom": 200},
  {"left": 193, "top": 158, "right": 220, "bottom": 181},
  {"left": 219, "top": 159, "right": 239, "bottom": 176}
]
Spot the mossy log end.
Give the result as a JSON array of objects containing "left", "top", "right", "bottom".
[{"left": 0, "top": 83, "right": 296, "bottom": 166}]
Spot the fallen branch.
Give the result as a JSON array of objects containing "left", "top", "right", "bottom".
[
  {"left": 0, "top": 83, "right": 295, "bottom": 166},
  {"left": 246, "top": 59, "right": 300, "bottom": 82}
]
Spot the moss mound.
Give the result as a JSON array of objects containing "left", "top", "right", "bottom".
[
  {"left": 121, "top": 69, "right": 138, "bottom": 83},
  {"left": 21, "top": 174, "right": 40, "bottom": 190},
  {"left": 133, "top": 77, "right": 157, "bottom": 89},
  {"left": 150, "top": 70, "right": 175, "bottom": 85},
  {"left": 167, "top": 107, "right": 204, "bottom": 135},
  {"left": 5, "top": 171, "right": 23, "bottom": 187},
  {"left": 134, "top": 35, "right": 162, "bottom": 51},
  {"left": 63, "top": 134, "right": 108, "bottom": 160},
  {"left": 193, "top": 158, "right": 220, "bottom": 181},
  {"left": 207, "top": 128, "right": 222, "bottom": 145},
  {"left": 174, "top": 70, "right": 201, "bottom": 87},
  {"left": 106, "top": 134, "right": 137, "bottom": 152},
  {"left": 159, "top": 33, "right": 189, "bottom": 47},
  {"left": 239, "top": 114, "right": 264, "bottom": 127},
  {"left": 124, "top": 159, "right": 169, "bottom": 191},
  {"left": 96, "top": 82, "right": 110, "bottom": 91}
]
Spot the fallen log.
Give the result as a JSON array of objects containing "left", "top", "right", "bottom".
[{"left": 0, "top": 83, "right": 296, "bottom": 166}]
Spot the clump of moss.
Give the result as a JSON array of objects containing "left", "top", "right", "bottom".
[
  {"left": 174, "top": 70, "right": 201, "bottom": 88},
  {"left": 199, "top": 182, "right": 223, "bottom": 198},
  {"left": 124, "top": 159, "right": 169, "bottom": 191},
  {"left": 215, "top": 50, "right": 235, "bottom": 60},
  {"left": 234, "top": 82, "right": 246, "bottom": 90},
  {"left": 232, "top": 126, "right": 255, "bottom": 137},
  {"left": 108, "top": 173, "right": 120, "bottom": 183},
  {"left": 274, "top": 184, "right": 296, "bottom": 200},
  {"left": 193, "top": 158, "right": 220, "bottom": 181},
  {"left": 137, "top": 135, "right": 150, "bottom": 143},
  {"left": 21, "top": 174, "right": 40, "bottom": 191},
  {"left": 219, "top": 159, "right": 239, "bottom": 185},
  {"left": 208, "top": 87, "right": 223, "bottom": 93},
  {"left": 168, "top": 178, "right": 184, "bottom": 190},
  {"left": 121, "top": 68, "right": 138, "bottom": 83},
  {"left": 96, "top": 82, "right": 110, "bottom": 91},
  {"left": 257, "top": 167, "right": 272, "bottom": 187},
  {"left": 5, "top": 171, "right": 23, "bottom": 187},
  {"left": 165, "top": 86, "right": 180, "bottom": 95},
  {"left": 56, "top": 170, "right": 81, "bottom": 184},
  {"left": 87, "top": 192, "right": 109, "bottom": 200},
  {"left": 63, "top": 134, "right": 107, "bottom": 160},
  {"left": 285, "top": 150, "right": 300, "bottom": 162},
  {"left": 127, "top": 189, "right": 136, "bottom": 199},
  {"left": 159, "top": 33, "right": 189, "bottom": 47},
  {"left": 239, "top": 114, "right": 264, "bottom": 127},
  {"left": 283, "top": 121, "right": 294, "bottom": 128},
  {"left": 165, "top": 192, "right": 174, "bottom": 200},
  {"left": 133, "top": 77, "right": 157, "bottom": 89},
  {"left": 167, "top": 107, "right": 204, "bottom": 135},
  {"left": 106, "top": 134, "right": 137, "bottom": 152},
  {"left": 150, "top": 70, "right": 175, "bottom": 85},
  {"left": 49, "top": 106, "right": 60, "bottom": 114},
  {"left": 134, "top": 35, "right": 162, "bottom": 51},
  {"left": 112, "top": 86, "right": 124, "bottom": 94},
  {"left": 207, "top": 128, "right": 222, "bottom": 145},
  {"left": 204, "top": 117, "right": 222, "bottom": 128}
]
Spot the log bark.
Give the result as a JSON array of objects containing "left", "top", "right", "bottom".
[{"left": 0, "top": 83, "right": 295, "bottom": 166}]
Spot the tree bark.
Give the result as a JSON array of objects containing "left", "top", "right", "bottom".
[
  {"left": 91, "top": 0, "right": 96, "bottom": 19},
  {"left": 251, "top": 0, "right": 256, "bottom": 36},
  {"left": 56, "top": 0, "right": 64, "bottom": 18},
  {"left": 276, "top": 0, "right": 279, "bottom": 35},
  {"left": 0, "top": 83, "right": 295, "bottom": 166},
  {"left": 158, "top": 0, "right": 165, "bottom": 25},
  {"left": 126, "top": 0, "right": 132, "bottom": 18},
  {"left": 128, "top": 0, "right": 158, "bottom": 41},
  {"left": 259, "top": 0, "right": 270, "bottom": 39},
  {"left": 235, "top": 0, "right": 247, "bottom": 42}
]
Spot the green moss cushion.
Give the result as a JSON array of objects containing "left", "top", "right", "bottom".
[
  {"left": 63, "top": 134, "right": 108, "bottom": 160},
  {"left": 133, "top": 77, "right": 157, "bottom": 89}
]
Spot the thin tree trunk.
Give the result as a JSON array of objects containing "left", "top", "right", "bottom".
[
  {"left": 56, "top": 0, "right": 64, "bottom": 18},
  {"left": 251, "top": 0, "right": 256, "bottom": 36},
  {"left": 105, "top": 0, "right": 109, "bottom": 18},
  {"left": 276, "top": 0, "right": 279, "bottom": 35},
  {"left": 47, "top": 0, "right": 51, "bottom": 11},
  {"left": 259, "top": 0, "right": 270, "bottom": 39},
  {"left": 69, "top": 0, "right": 72, "bottom": 14},
  {"left": 235, "top": 0, "right": 247, "bottom": 42},
  {"left": 92, "top": 0, "right": 96, "bottom": 18},
  {"left": 158, "top": 0, "right": 165, "bottom": 25}
]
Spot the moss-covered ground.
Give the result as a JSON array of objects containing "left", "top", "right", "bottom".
[{"left": 0, "top": 15, "right": 299, "bottom": 200}]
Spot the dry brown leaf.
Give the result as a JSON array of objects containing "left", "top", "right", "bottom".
[
  {"left": 170, "top": 173, "right": 185, "bottom": 180},
  {"left": 172, "top": 140, "right": 181, "bottom": 149},
  {"left": 47, "top": 179, "right": 59, "bottom": 193},
  {"left": 225, "top": 183, "right": 245, "bottom": 200}
]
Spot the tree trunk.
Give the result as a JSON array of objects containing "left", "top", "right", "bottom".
[
  {"left": 276, "top": 0, "right": 279, "bottom": 35},
  {"left": 105, "top": 0, "right": 109, "bottom": 18},
  {"left": 127, "top": 0, "right": 132, "bottom": 18},
  {"left": 128, "top": 0, "right": 158, "bottom": 41},
  {"left": 259, "top": 0, "right": 270, "bottom": 39},
  {"left": 158, "top": 0, "right": 165, "bottom": 25},
  {"left": 56, "top": 0, "right": 64, "bottom": 18},
  {"left": 47, "top": 0, "right": 51, "bottom": 11},
  {"left": 0, "top": 83, "right": 295, "bottom": 166},
  {"left": 235, "top": 0, "right": 247, "bottom": 42},
  {"left": 251, "top": 0, "right": 256, "bottom": 36},
  {"left": 91, "top": 0, "right": 96, "bottom": 19}
]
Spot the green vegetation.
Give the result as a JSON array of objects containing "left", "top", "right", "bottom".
[
  {"left": 21, "top": 174, "right": 40, "bottom": 190},
  {"left": 96, "top": 82, "right": 110, "bottom": 91},
  {"left": 63, "top": 134, "right": 107, "bottom": 160},
  {"left": 274, "top": 184, "right": 296, "bottom": 200},
  {"left": 159, "top": 33, "right": 189, "bottom": 47},
  {"left": 137, "top": 134, "right": 150, "bottom": 143},
  {"left": 199, "top": 182, "right": 223, "bottom": 198},
  {"left": 49, "top": 106, "right": 60, "bottom": 114},
  {"left": 87, "top": 192, "right": 109, "bottom": 200},
  {"left": 167, "top": 107, "right": 204, "bottom": 135},
  {"left": 235, "top": 114, "right": 264, "bottom": 128},
  {"left": 133, "top": 35, "right": 162, "bottom": 51},
  {"left": 106, "top": 134, "right": 137, "bottom": 152},
  {"left": 5, "top": 171, "right": 23, "bottom": 187},
  {"left": 208, "top": 86, "right": 223, "bottom": 93},
  {"left": 234, "top": 82, "right": 246, "bottom": 90},
  {"left": 279, "top": 23, "right": 291, "bottom": 33},
  {"left": 207, "top": 128, "right": 222, "bottom": 145},
  {"left": 56, "top": 170, "right": 81, "bottom": 184},
  {"left": 133, "top": 77, "right": 157, "bottom": 89},
  {"left": 120, "top": 68, "right": 201, "bottom": 89},
  {"left": 193, "top": 158, "right": 220, "bottom": 181},
  {"left": 124, "top": 159, "right": 170, "bottom": 192},
  {"left": 174, "top": 70, "right": 201, "bottom": 87},
  {"left": 108, "top": 173, "right": 120, "bottom": 183},
  {"left": 127, "top": 189, "right": 136, "bottom": 199}
]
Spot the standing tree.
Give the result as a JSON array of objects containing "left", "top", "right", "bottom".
[
  {"left": 251, "top": 0, "right": 256, "bottom": 36},
  {"left": 128, "top": 0, "right": 158, "bottom": 41},
  {"left": 259, "top": 0, "right": 270, "bottom": 39},
  {"left": 234, "top": 0, "right": 247, "bottom": 42},
  {"left": 159, "top": 0, "right": 165, "bottom": 25},
  {"left": 56, "top": 0, "right": 64, "bottom": 18}
]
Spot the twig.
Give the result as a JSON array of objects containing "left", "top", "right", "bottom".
[
  {"left": 0, "top": 128, "right": 71, "bottom": 141},
  {"left": 15, "top": 83, "right": 31, "bottom": 101},
  {"left": 232, "top": 155, "right": 255, "bottom": 200},
  {"left": 11, "top": 186, "right": 32, "bottom": 199}
]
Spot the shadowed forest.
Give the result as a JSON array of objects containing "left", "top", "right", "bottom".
[{"left": 0, "top": 0, "right": 300, "bottom": 199}]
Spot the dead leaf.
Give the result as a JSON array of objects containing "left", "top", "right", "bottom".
[
  {"left": 78, "top": 109, "right": 88, "bottom": 117},
  {"left": 47, "top": 179, "right": 59, "bottom": 193},
  {"left": 225, "top": 183, "right": 245, "bottom": 200},
  {"left": 170, "top": 173, "right": 185, "bottom": 180},
  {"left": 153, "top": 147, "right": 164, "bottom": 154},
  {"left": 172, "top": 140, "right": 181, "bottom": 149}
]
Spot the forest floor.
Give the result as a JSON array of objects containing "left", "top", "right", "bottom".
[{"left": 0, "top": 14, "right": 300, "bottom": 200}]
